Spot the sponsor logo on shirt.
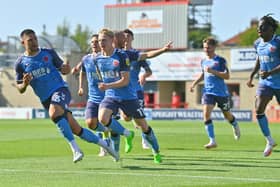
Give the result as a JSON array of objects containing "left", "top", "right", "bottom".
[
  {"left": 125, "top": 57, "right": 130, "bottom": 66},
  {"left": 259, "top": 55, "right": 273, "bottom": 63}
]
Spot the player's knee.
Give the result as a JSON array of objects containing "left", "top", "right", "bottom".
[
  {"left": 51, "top": 115, "right": 65, "bottom": 123},
  {"left": 86, "top": 119, "right": 98, "bottom": 130},
  {"left": 134, "top": 118, "right": 148, "bottom": 130},
  {"left": 100, "top": 118, "right": 111, "bottom": 127},
  {"left": 223, "top": 111, "right": 233, "bottom": 121},
  {"left": 123, "top": 115, "right": 132, "bottom": 121},
  {"left": 229, "top": 115, "right": 236, "bottom": 123},
  {"left": 49, "top": 109, "right": 68, "bottom": 122}
]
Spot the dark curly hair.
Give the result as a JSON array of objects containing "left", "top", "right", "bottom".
[{"left": 260, "top": 14, "right": 278, "bottom": 32}]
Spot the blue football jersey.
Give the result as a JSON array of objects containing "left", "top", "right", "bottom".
[
  {"left": 254, "top": 35, "right": 280, "bottom": 89},
  {"left": 201, "top": 55, "right": 229, "bottom": 97},
  {"left": 15, "top": 48, "right": 68, "bottom": 102},
  {"left": 96, "top": 49, "right": 137, "bottom": 100},
  {"left": 81, "top": 53, "right": 105, "bottom": 103},
  {"left": 130, "top": 60, "right": 150, "bottom": 92},
  {"left": 124, "top": 48, "right": 141, "bottom": 62},
  {"left": 124, "top": 48, "right": 150, "bottom": 92}
]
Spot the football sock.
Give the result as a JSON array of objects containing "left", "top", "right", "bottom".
[
  {"left": 230, "top": 116, "right": 238, "bottom": 127},
  {"left": 110, "top": 133, "right": 120, "bottom": 152},
  {"left": 205, "top": 120, "right": 215, "bottom": 139},
  {"left": 53, "top": 116, "right": 80, "bottom": 152},
  {"left": 256, "top": 114, "right": 270, "bottom": 137},
  {"left": 265, "top": 135, "right": 274, "bottom": 143},
  {"left": 69, "top": 140, "right": 80, "bottom": 153},
  {"left": 142, "top": 126, "right": 159, "bottom": 153},
  {"left": 53, "top": 116, "right": 75, "bottom": 142},
  {"left": 79, "top": 128, "right": 99, "bottom": 144},
  {"left": 108, "top": 118, "right": 126, "bottom": 136},
  {"left": 95, "top": 122, "right": 108, "bottom": 132}
]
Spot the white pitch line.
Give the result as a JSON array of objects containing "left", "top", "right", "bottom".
[{"left": 0, "top": 168, "right": 280, "bottom": 183}]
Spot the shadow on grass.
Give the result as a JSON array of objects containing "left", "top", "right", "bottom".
[
  {"left": 118, "top": 156, "right": 230, "bottom": 172},
  {"left": 163, "top": 154, "right": 280, "bottom": 169}
]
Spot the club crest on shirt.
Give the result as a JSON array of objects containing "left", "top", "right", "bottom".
[
  {"left": 213, "top": 61, "right": 219, "bottom": 67},
  {"left": 43, "top": 56, "right": 49, "bottom": 62},
  {"left": 270, "top": 46, "right": 276, "bottom": 52},
  {"left": 113, "top": 60, "right": 119, "bottom": 66}
]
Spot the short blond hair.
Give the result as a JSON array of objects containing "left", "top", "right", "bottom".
[
  {"left": 203, "top": 37, "right": 218, "bottom": 46},
  {"left": 98, "top": 28, "right": 114, "bottom": 38}
]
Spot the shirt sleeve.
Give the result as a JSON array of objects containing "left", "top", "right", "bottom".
[
  {"left": 49, "top": 49, "right": 64, "bottom": 69},
  {"left": 14, "top": 57, "right": 24, "bottom": 84},
  {"left": 81, "top": 56, "right": 87, "bottom": 72}
]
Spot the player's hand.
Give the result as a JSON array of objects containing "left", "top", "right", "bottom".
[
  {"left": 61, "top": 60, "right": 71, "bottom": 75},
  {"left": 163, "top": 41, "right": 173, "bottom": 51},
  {"left": 98, "top": 83, "right": 107, "bottom": 91},
  {"left": 259, "top": 71, "right": 270, "bottom": 79},
  {"left": 78, "top": 88, "right": 84, "bottom": 96},
  {"left": 246, "top": 79, "right": 254, "bottom": 88},
  {"left": 204, "top": 66, "right": 213, "bottom": 73},
  {"left": 22, "top": 73, "right": 32, "bottom": 86},
  {"left": 189, "top": 86, "right": 194, "bottom": 92},
  {"left": 139, "top": 75, "right": 146, "bottom": 86},
  {"left": 71, "top": 66, "right": 79, "bottom": 75}
]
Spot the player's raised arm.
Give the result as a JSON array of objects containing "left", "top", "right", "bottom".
[
  {"left": 71, "top": 61, "right": 82, "bottom": 75},
  {"left": 139, "top": 41, "right": 173, "bottom": 61}
]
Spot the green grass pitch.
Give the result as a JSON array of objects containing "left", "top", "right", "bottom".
[{"left": 0, "top": 119, "right": 280, "bottom": 187}]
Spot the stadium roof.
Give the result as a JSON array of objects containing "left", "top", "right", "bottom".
[
  {"left": 7, "top": 35, "right": 81, "bottom": 55},
  {"left": 38, "top": 35, "right": 81, "bottom": 54}
]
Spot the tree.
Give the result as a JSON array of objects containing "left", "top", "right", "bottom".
[
  {"left": 238, "top": 24, "right": 280, "bottom": 46},
  {"left": 239, "top": 26, "right": 259, "bottom": 46},
  {"left": 188, "top": 29, "right": 212, "bottom": 49},
  {"left": 71, "top": 24, "right": 92, "bottom": 53},
  {"left": 56, "top": 19, "right": 71, "bottom": 37},
  {"left": 56, "top": 20, "right": 93, "bottom": 53}
]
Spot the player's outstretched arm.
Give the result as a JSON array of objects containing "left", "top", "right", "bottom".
[
  {"left": 139, "top": 41, "right": 173, "bottom": 61},
  {"left": 71, "top": 61, "right": 82, "bottom": 75}
]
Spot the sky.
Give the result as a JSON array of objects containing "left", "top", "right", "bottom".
[{"left": 0, "top": 0, "right": 279, "bottom": 42}]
